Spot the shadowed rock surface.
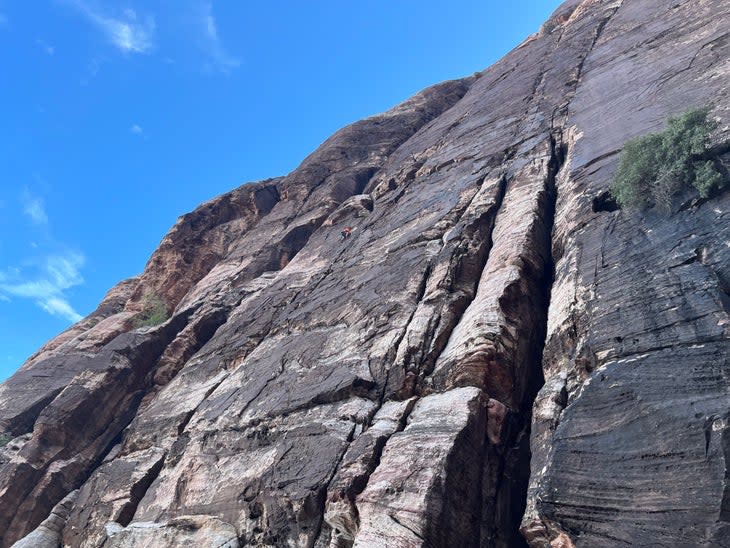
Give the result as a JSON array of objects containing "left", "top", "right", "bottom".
[{"left": 2, "top": 0, "right": 729, "bottom": 546}]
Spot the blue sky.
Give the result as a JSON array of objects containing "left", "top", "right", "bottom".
[{"left": 0, "top": 0, "right": 561, "bottom": 381}]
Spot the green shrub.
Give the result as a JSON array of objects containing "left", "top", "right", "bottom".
[
  {"left": 0, "top": 433, "right": 11, "bottom": 448},
  {"left": 609, "top": 106, "right": 725, "bottom": 211},
  {"left": 134, "top": 292, "right": 169, "bottom": 328},
  {"left": 694, "top": 160, "right": 724, "bottom": 197}
]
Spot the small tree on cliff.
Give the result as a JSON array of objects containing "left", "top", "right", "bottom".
[{"left": 609, "top": 106, "right": 725, "bottom": 211}]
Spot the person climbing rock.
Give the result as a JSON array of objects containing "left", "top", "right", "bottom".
[{"left": 340, "top": 226, "right": 353, "bottom": 241}]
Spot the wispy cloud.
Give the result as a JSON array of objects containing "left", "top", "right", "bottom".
[
  {"left": 130, "top": 123, "right": 144, "bottom": 135},
  {"left": 68, "top": 1, "right": 155, "bottom": 54},
  {"left": 0, "top": 252, "right": 85, "bottom": 323},
  {"left": 21, "top": 189, "right": 49, "bottom": 225},
  {"left": 3, "top": 187, "right": 85, "bottom": 323},
  {"left": 199, "top": 2, "right": 239, "bottom": 74},
  {"left": 41, "top": 297, "right": 82, "bottom": 321}
]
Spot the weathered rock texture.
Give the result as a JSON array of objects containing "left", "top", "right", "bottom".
[{"left": 2, "top": 0, "right": 729, "bottom": 546}]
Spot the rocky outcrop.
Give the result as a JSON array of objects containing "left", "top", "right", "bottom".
[
  {"left": 1, "top": 0, "right": 729, "bottom": 546},
  {"left": 353, "top": 388, "right": 488, "bottom": 547},
  {"left": 103, "top": 516, "right": 240, "bottom": 548},
  {"left": 9, "top": 490, "right": 78, "bottom": 548},
  {"left": 520, "top": 1, "right": 730, "bottom": 546}
]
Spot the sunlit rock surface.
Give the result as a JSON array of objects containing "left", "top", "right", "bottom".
[{"left": 2, "top": 0, "right": 729, "bottom": 546}]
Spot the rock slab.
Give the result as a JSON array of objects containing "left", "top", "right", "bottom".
[{"left": 1, "top": 0, "right": 729, "bottom": 547}]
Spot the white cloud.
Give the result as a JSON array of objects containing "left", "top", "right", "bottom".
[
  {"left": 199, "top": 2, "right": 239, "bottom": 74},
  {"left": 0, "top": 251, "right": 85, "bottom": 323},
  {"left": 47, "top": 254, "right": 84, "bottom": 288},
  {"left": 130, "top": 123, "right": 143, "bottom": 135},
  {"left": 21, "top": 189, "right": 49, "bottom": 225},
  {"left": 40, "top": 297, "right": 83, "bottom": 322},
  {"left": 69, "top": 1, "right": 155, "bottom": 54}
]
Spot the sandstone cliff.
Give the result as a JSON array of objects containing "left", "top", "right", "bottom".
[{"left": 1, "top": 0, "right": 729, "bottom": 546}]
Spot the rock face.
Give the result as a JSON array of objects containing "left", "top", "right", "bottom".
[{"left": 1, "top": 0, "right": 729, "bottom": 546}]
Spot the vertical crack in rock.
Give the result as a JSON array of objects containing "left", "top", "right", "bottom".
[
  {"left": 310, "top": 257, "right": 437, "bottom": 545},
  {"left": 520, "top": 2, "right": 632, "bottom": 545},
  {"left": 318, "top": 399, "right": 418, "bottom": 547},
  {"left": 319, "top": 1, "right": 593, "bottom": 540},
  {"left": 338, "top": 134, "right": 565, "bottom": 547},
  {"left": 383, "top": 173, "right": 510, "bottom": 400},
  {"left": 551, "top": 1, "right": 623, "bottom": 126},
  {"left": 311, "top": 423, "right": 362, "bottom": 547},
  {"left": 413, "top": 175, "right": 510, "bottom": 391},
  {"left": 311, "top": 161, "right": 512, "bottom": 547},
  {"left": 174, "top": 375, "right": 229, "bottom": 437},
  {"left": 353, "top": 388, "right": 489, "bottom": 547},
  {"left": 484, "top": 135, "right": 563, "bottom": 548},
  {"left": 500, "top": 132, "right": 562, "bottom": 548},
  {"left": 720, "top": 428, "right": 730, "bottom": 526},
  {"left": 62, "top": 447, "right": 168, "bottom": 547},
  {"left": 148, "top": 305, "right": 231, "bottom": 393},
  {"left": 114, "top": 453, "right": 166, "bottom": 527}
]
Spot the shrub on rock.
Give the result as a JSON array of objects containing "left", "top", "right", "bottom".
[
  {"left": 610, "top": 106, "right": 725, "bottom": 211},
  {"left": 134, "top": 292, "right": 169, "bottom": 328}
]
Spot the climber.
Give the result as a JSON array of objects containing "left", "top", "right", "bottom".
[{"left": 340, "top": 226, "right": 353, "bottom": 241}]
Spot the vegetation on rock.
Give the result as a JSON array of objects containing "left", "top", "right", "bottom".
[
  {"left": 610, "top": 107, "right": 725, "bottom": 211},
  {"left": 134, "top": 292, "right": 169, "bottom": 328}
]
